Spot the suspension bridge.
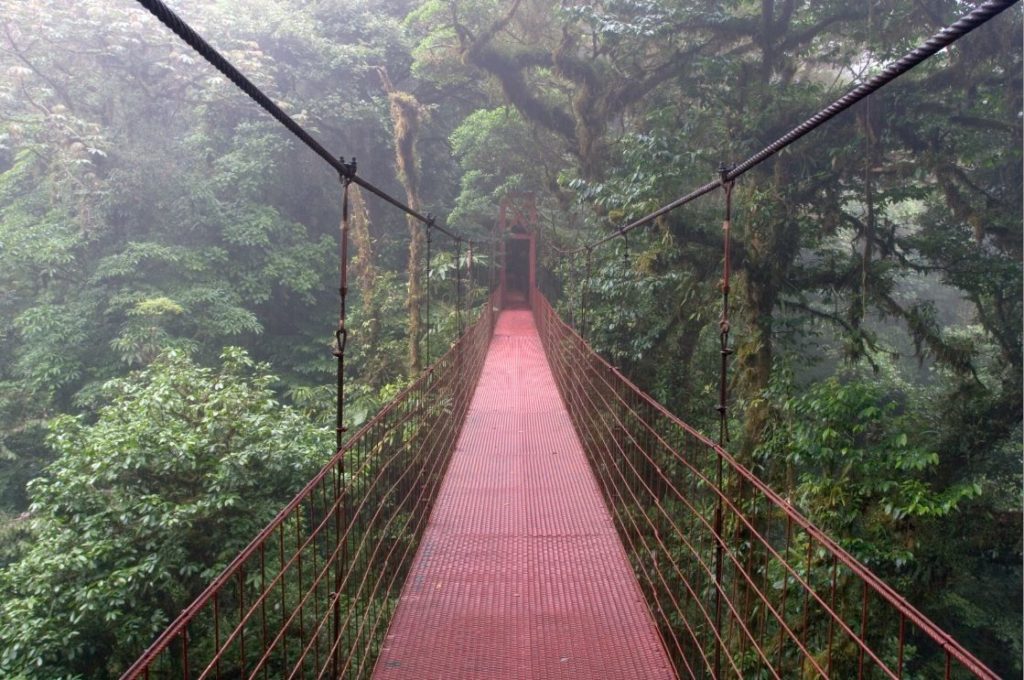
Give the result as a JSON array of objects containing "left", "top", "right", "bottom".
[{"left": 118, "top": 0, "right": 1017, "bottom": 677}]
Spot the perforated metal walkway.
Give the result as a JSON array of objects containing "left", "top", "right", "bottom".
[{"left": 373, "top": 309, "right": 674, "bottom": 679}]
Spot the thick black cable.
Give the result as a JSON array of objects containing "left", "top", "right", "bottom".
[
  {"left": 726, "top": 0, "right": 1016, "bottom": 179},
  {"left": 132, "top": 0, "right": 467, "bottom": 241},
  {"left": 568, "top": 0, "right": 1018, "bottom": 255}
]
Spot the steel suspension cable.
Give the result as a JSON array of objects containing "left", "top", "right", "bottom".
[
  {"left": 333, "top": 174, "right": 352, "bottom": 451},
  {"left": 466, "top": 240, "right": 474, "bottom": 309},
  {"left": 712, "top": 169, "right": 735, "bottom": 680},
  {"left": 580, "top": 247, "right": 594, "bottom": 338},
  {"left": 561, "top": 251, "right": 569, "bottom": 303},
  {"left": 425, "top": 224, "right": 432, "bottom": 362},
  {"left": 454, "top": 239, "right": 463, "bottom": 335},
  {"left": 569, "top": 253, "right": 580, "bottom": 328},
  {"left": 565, "top": 0, "right": 1018, "bottom": 255},
  {"left": 488, "top": 239, "right": 497, "bottom": 298},
  {"left": 132, "top": 0, "right": 467, "bottom": 242},
  {"left": 330, "top": 172, "right": 352, "bottom": 679}
]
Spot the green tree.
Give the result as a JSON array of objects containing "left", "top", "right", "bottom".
[
  {"left": 757, "top": 370, "right": 980, "bottom": 566},
  {"left": 0, "top": 0, "right": 437, "bottom": 517},
  {"left": 0, "top": 348, "right": 327, "bottom": 679}
]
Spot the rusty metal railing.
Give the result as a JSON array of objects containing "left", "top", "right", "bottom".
[
  {"left": 534, "top": 292, "right": 996, "bottom": 680},
  {"left": 121, "top": 292, "right": 497, "bottom": 680}
]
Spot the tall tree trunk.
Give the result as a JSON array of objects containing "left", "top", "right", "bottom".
[
  {"left": 381, "top": 69, "right": 425, "bottom": 375},
  {"left": 349, "top": 186, "right": 385, "bottom": 387},
  {"left": 737, "top": 163, "right": 796, "bottom": 462},
  {"left": 738, "top": 272, "right": 775, "bottom": 463}
]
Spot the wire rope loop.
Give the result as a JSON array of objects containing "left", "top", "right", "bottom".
[{"left": 333, "top": 328, "right": 348, "bottom": 358}]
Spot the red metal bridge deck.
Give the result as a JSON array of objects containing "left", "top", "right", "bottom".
[{"left": 373, "top": 309, "right": 674, "bottom": 679}]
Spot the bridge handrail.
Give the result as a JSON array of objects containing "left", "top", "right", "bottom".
[
  {"left": 534, "top": 291, "right": 997, "bottom": 679},
  {"left": 121, "top": 291, "right": 498, "bottom": 679}
]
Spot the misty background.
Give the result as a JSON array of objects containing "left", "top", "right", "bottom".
[{"left": 0, "top": 0, "right": 1020, "bottom": 676}]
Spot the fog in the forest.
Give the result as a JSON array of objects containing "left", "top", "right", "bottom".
[{"left": 0, "top": 1, "right": 1019, "bottom": 677}]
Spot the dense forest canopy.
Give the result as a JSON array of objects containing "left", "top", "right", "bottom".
[{"left": 0, "top": 0, "right": 1019, "bottom": 677}]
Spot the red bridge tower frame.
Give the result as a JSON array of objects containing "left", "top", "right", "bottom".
[{"left": 497, "top": 193, "right": 538, "bottom": 308}]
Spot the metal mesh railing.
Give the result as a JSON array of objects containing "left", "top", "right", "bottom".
[
  {"left": 534, "top": 292, "right": 996, "bottom": 680},
  {"left": 122, "top": 293, "right": 497, "bottom": 680}
]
